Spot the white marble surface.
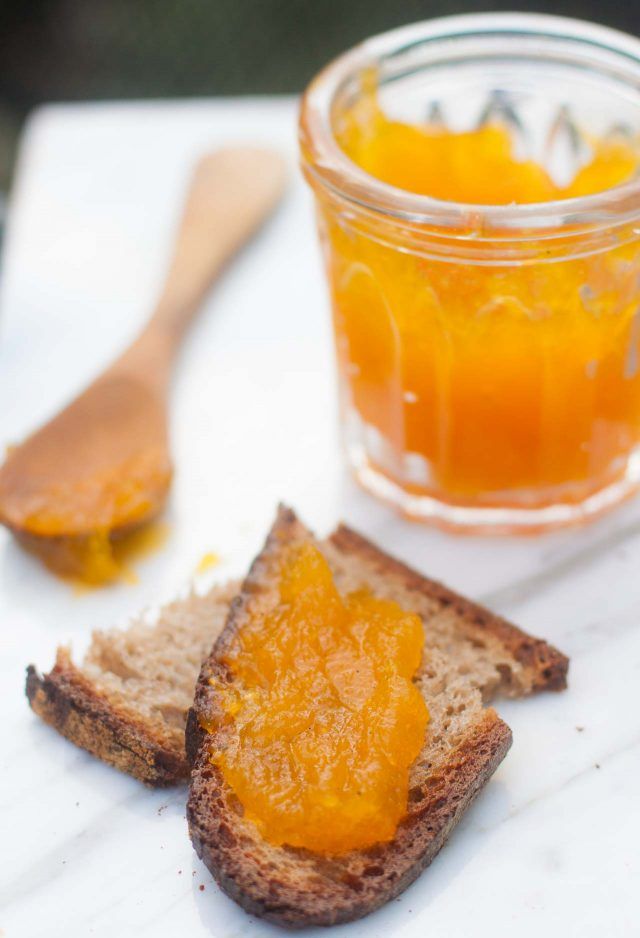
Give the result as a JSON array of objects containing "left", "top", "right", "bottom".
[{"left": 1, "top": 98, "right": 639, "bottom": 938}]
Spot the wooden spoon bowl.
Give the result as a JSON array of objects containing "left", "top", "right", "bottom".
[{"left": 0, "top": 148, "right": 286, "bottom": 582}]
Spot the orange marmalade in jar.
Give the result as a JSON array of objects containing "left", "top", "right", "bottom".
[{"left": 300, "top": 14, "right": 640, "bottom": 531}]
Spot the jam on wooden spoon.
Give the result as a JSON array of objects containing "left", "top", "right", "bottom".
[{"left": 0, "top": 148, "right": 286, "bottom": 583}]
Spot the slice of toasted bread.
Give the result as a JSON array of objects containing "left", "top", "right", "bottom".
[
  {"left": 187, "top": 506, "right": 568, "bottom": 926},
  {"left": 26, "top": 581, "right": 238, "bottom": 786}
]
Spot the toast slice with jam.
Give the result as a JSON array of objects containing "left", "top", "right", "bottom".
[{"left": 186, "top": 505, "right": 568, "bottom": 926}]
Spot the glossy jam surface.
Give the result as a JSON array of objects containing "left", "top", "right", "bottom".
[
  {"left": 196, "top": 551, "right": 221, "bottom": 575},
  {"left": 337, "top": 92, "right": 638, "bottom": 203},
  {"left": 14, "top": 519, "right": 170, "bottom": 589},
  {"left": 211, "top": 542, "right": 429, "bottom": 854},
  {"left": 319, "top": 93, "right": 640, "bottom": 513},
  {"left": 0, "top": 450, "right": 171, "bottom": 584}
]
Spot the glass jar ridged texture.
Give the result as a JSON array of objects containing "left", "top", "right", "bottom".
[{"left": 300, "top": 14, "right": 640, "bottom": 531}]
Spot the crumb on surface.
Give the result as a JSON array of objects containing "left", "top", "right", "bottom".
[
  {"left": 199, "top": 884, "right": 205, "bottom": 892},
  {"left": 576, "top": 726, "right": 584, "bottom": 732}
]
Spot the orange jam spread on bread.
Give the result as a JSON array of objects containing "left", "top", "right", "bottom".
[
  {"left": 323, "top": 89, "right": 640, "bottom": 507},
  {"left": 210, "top": 542, "right": 429, "bottom": 854}
]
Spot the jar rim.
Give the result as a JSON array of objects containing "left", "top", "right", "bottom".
[{"left": 299, "top": 12, "right": 640, "bottom": 234}]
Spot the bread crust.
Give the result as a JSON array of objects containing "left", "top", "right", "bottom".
[
  {"left": 26, "top": 650, "right": 187, "bottom": 786},
  {"left": 186, "top": 506, "right": 526, "bottom": 926},
  {"left": 188, "top": 707, "right": 511, "bottom": 926},
  {"left": 26, "top": 580, "right": 238, "bottom": 785},
  {"left": 328, "top": 524, "right": 569, "bottom": 695}
]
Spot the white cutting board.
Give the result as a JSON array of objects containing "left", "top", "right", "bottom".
[{"left": 0, "top": 98, "right": 638, "bottom": 938}]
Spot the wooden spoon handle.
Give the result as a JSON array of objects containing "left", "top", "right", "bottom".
[{"left": 149, "top": 147, "right": 286, "bottom": 339}]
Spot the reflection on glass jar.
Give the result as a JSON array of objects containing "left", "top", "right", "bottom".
[{"left": 300, "top": 14, "right": 640, "bottom": 532}]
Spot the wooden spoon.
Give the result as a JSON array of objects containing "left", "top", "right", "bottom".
[{"left": 0, "top": 147, "right": 286, "bottom": 582}]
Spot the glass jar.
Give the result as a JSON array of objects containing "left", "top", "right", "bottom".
[{"left": 299, "top": 13, "right": 640, "bottom": 532}]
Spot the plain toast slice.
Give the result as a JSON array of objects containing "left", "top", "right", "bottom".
[
  {"left": 187, "top": 507, "right": 568, "bottom": 926},
  {"left": 26, "top": 580, "right": 238, "bottom": 785}
]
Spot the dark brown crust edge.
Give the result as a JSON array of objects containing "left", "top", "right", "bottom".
[
  {"left": 26, "top": 653, "right": 186, "bottom": 786},
  {"left": 188, "top": 709, "right": 512, "bottom": 927},
  {"left": 329, "top": 524, "right": 569, "bottom": 694},
  {"left": 186, "top": 505, "right": 515, "bottom": 927}
]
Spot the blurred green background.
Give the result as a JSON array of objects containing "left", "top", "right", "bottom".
[{"left": 1, "top": 0, "right": 639, "bottom": 193}]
